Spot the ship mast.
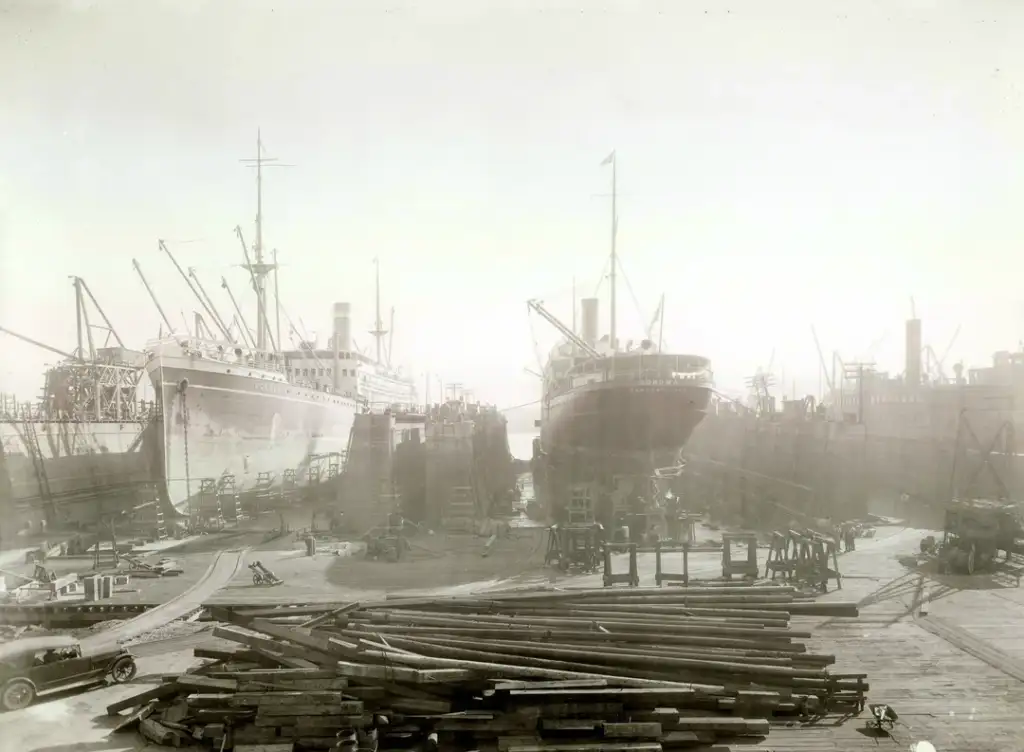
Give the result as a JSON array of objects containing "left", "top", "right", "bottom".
[
  {"left": 370, "top": 257, "right": 388, "bottom": 365},
  {"left": 602, "top": 150, "right": 618, "bottom": 351},
  {"left": 240, "top": 130, "right": 289, "bottom": 352}
]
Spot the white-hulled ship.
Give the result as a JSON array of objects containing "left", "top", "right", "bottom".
[{"left": 143, "top": 135, "right": 416, "bottom": 513}]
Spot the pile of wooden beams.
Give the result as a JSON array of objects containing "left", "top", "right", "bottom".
[{"left": 107, "top": 583, "right": 865, "bottom": 751}]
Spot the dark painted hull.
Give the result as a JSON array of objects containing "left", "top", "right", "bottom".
[
  {"left": 148, "top": 354, "right": 358, "bottom": 514},
  {"left": 0, "top": 420, "right": 160, "bottom": 531},
  {"left": 540, "top": 380, "right": 712, "bottom": 457}
]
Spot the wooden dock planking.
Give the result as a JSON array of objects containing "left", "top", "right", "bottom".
[
  {"left": 746, "top": 529, "right": 1024, "bottom": 751},
  {"left": 927, "top": 587, "right": 1024, "bottom": 661}
]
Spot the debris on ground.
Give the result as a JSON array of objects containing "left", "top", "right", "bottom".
[{"left": 107, "top": 581, "right": 865, "bottom": 751}]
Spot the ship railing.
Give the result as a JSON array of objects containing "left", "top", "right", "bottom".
[
  {"left": 292, "top": 379, "right": 363, "bottom": 403},
  {"left": 146, "top": 336, "right": 288, "bottom": 375},
  {"left": 0, "top": 399, "right": 162, "bottom": 423},
  {"left": 606, "top": 367, "right": 714, "bottom": 383}
]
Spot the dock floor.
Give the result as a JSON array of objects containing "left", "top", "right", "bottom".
[{"left": 757, "top": 527, "right": 1024, "bottom": 751}]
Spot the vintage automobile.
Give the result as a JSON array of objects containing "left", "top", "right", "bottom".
[{"left": 0, "top": 635, "right": 137, "bottom": 711}]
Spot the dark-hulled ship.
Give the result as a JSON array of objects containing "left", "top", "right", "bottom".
[
  {"left": 538, "top": 317, "right": 713, "bottom": 459},
  {"left": 530, "top": 151, "right": 713, "bottom": 466},
  {"left": 1, "top": 279, "right": 162, "bottom": 539}
]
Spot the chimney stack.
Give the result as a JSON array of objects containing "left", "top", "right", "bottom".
[
  {"left": 333, "top": 302, "right": 352, "bottom": 391},
  {"left": 905, "top": 318, "right": 922, "bottom": 387},
  {"left": 580, "top": 298, "right": 599, "bottom": 347}
]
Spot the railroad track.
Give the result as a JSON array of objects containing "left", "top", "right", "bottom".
[
  {"left": 82, "top": 547, "right": 248, "bottom": 651},
  {"left": 0, "top": 602, "right": 157, "bottom": 627}
]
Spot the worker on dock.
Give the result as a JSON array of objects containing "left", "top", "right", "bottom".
[{"left": 845, "top": 523, "right": 857, "bottom": 552}]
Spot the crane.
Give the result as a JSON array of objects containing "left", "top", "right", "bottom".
[
  {"left": 526, "top": 299, "right": 601, "bottom": 359},
  {"left": 925, "top": 324, "right": 961, "bottom": 383},
  {"left": 811, "top": 325, "right": 843, "bottom": 418}
]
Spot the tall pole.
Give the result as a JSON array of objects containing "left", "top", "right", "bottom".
[
  {"left": 572, "top": 276, "right": 577, "bottom": 335},
  {"left": 240, "top": 130, "right": 289, "bottom": 353},
  {"left": 375, "top": 259, "right": 382, "bottom": 364},
  {"left": 73, "top": 277, "right": 83, "bottom": 359},
  {"left": 255, "top": 131, "right": 266, "bottom": 350},
  {"left": 571, "top": 276, "right": 577, "bottom": 356},
  {"left": 370, "top": 258, "right": 389, "bottom": 366},
  {"left": 610, "top": 153, "right": 617, "bottom": 352},
  {"left": 273, "top": 248, "right": 281, "bottom": 352}
]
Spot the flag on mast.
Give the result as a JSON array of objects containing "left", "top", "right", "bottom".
[{"left": 600, "top": 150, "right": 616, "bottom": 166}]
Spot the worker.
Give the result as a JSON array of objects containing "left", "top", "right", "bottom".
[
  {"left": 664, "top": 491, "right": 680, "bottom": 541},
  {"left": 845, "top": 524, "right": 857, "bottom": 552}
]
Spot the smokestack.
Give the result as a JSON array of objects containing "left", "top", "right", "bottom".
[
  {"left": 905, "top": 318, "right": 922, "bottom": 387},
  {"left": 333, "top": 302, "right": 352, "bottom": 391},
  {"left": 580, "top": 298, "right": 599, "bottom": 347}
]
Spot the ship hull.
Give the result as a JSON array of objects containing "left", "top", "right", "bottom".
[
  {"left": 540, "top": 380, "right": 712, "bottom": 458},
  {"left": 148, "top": 354, "right": 358, "bottom": 514},
  {"left": 0, "top": 419, "right": 158, "bottom": 532}
]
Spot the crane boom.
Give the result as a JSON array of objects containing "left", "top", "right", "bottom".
[
  {"left": 159, "top": 240, "right": 233, "bottom": 342},
  {"left": 0, "top": 326, "right": 79, "bottom": 361},
  {"left": 132, "top": 258, "right": 175, "bottom": 334},
  {"left": 190, "top": 268, "right": 236, "bottom": 344},
  {"left": 810, "top": 325, "right": 836, "bottom": 398},
  {"left": 77, "top": 278, "right": 125, "bottom": 348},
  {"left": 527, "top": 299, "right": 601, "bottom": 359},
  {"left": 221, "top": 277, "right": 255, "bottom": 349}
]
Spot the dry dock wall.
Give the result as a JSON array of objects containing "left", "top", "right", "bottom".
[
  {"left": 686, "top": 401, "right": 1024, "bottom": 530},
  {"left": 685, "top": 412, "right": 868, "bottom": 528}
]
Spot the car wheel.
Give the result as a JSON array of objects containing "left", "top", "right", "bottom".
[
  {"left": 1, "top": 679, "right": 36, "bottom": 711},
  {"left": 110, "top": 656, "right": 138, "bottom": 683}
]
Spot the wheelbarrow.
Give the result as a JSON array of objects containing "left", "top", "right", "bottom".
[
  {"left": 866, "top": 703, "right": 898, "bottom": 732},
  {"left": 249, "top": 560, "right": 284, "bottom": 586}
]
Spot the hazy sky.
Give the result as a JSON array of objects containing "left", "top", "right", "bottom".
[{"left": 1, "top": 0, "right": 1023, "bottom": 410}]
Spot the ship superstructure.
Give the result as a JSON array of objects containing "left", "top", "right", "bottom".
[{"left": 141, "top": 134, "right": 415, "bottom": 513}]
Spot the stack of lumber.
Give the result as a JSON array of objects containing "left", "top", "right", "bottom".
[{"left": 107, "top": 583, "right": 865, "bottom": 751}]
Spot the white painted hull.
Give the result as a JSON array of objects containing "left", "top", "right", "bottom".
[{"left": 147, "top": 352, "right": 358, "bottom": 514}]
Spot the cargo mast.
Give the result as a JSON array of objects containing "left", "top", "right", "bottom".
[{"left": 240, "top": 131, "right": 290, "bottom": 352}]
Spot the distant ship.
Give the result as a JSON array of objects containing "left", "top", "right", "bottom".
[
  {"left": 0, "top": 278, "right": 161, "bottom": 535},
  {"left": 143, "top": 135, "right": 417, "bottom": 514},
  {"left": 530, "top": 152, "right": 714, "bottom": 463}
]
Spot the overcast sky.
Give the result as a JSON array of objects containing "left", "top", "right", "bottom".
[{"left": 1, "top": 0, "right": 1023, "bottom": 411}]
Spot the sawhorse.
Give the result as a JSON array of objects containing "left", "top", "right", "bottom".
[
  {"left": 722, "top": 532, "right": 759, "bottom": 580},
  {"left": 655, "top": 541, "right": 690, "bottom": 586},
  {"left": 792, "top": 532, "right": 843, "bottom": 592},
  {"left": 602, "top": 542, "right": 639, "bottom": 587},
  {"left": 764, "top": 531, "right": 797, "bottom": 581}
]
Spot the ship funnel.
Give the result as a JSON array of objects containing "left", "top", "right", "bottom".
[
  {"left": 333, "top": 302, "right": 352, "bottom": 392},
  {"left": 905, "top": 318, "right": 922, "bottom": 387},
  {"left": 333, "top": 302, "right": 352, "bottom": 353},
  {"left": 580, "top": 298, "right": 599, "bottom": 347}
]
